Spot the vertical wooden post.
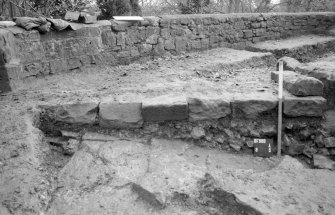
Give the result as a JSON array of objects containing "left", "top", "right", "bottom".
[
  {"left": 23, "top": 0, "right": 26, "bottom": 16},
  {"left": 9, "top": 1, "right": 14, "bottom": 19},
  {"left": 277, "top": 61, "right": 284, "bottom": 156}
]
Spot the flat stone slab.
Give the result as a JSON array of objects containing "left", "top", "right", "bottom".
[
  {"left": 232, "top": 92, "right": 278, "bottom": 118},
  {"left": 284, "top": 96, "right": 326, "bottom": 117},
  {"left": 271, "top": 70, "right": 324, "bottom": 96},
  {"left": 249, "top": 35, "right": 335, "bottom": 51},
  {"left": 247, "top": 35, "right": 335, "bottom": 62},
  {"left": 142, "top": 95, "right": 188, "bottom": 121},
  {"left": 54, "top": 102, "right": 99, "bottom": 124},
  {"left": 187, "top": 93, "right": 232, "bottom": 121},
  {"left": 99, "top": 96, "right": 143, "bottom": 128},
  {"left": 185, "top": 47, "right": 275, "bottom": 71}
]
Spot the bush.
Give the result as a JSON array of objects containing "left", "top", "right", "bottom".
[
  {"left": 178, "top": 0, "right": 210, "bottom": 14},
  {"left": 97, "top": 0, "right": 141, "bottom": 20}
]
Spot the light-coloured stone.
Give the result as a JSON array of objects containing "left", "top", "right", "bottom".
[
  {"left": 187, "top": 93, "right": 232, "bottom": 121},
  {"left": 142, "top": 95, "right": 188, "bottom": 122},
  {"left": 232, "top": 92, "right": 278, "bottom": 118},
  {"left": 313, "top": 154, "right": 335, "bottom": 170},
  {"left": 324, "top": 137, "right": 335, "bottom": 148},
  {"left": 284, "top": 96, "right": 326, "bottom": 117},
  {"left": 99, "top": 96, "right": 143, "bottom": 128},
  {"left": 276, "top": 56, "right": 302, "bottom": 71},
  {"left": 191, "top": 127, "right": 206, "bottom": 139},
  {"left": 54, "top": 102, "right": 99, "bottom": 124}
]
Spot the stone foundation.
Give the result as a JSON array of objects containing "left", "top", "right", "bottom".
[{"left": 38, "top": 92, "right": 334, "bottom": 161}]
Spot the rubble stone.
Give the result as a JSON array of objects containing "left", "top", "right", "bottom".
[
  {"left": 324, "top": 137, "right": 335, "bottom": 148},
  {"left": 313, "top": 154, "right": 335, "bottom": 170},
  {"left": 191, "top": 127, "right": 206, "bottom": 139}
]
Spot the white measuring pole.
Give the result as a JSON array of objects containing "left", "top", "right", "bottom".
[{"left": 277, "top": 61, "right": 284, "bottom": 156}]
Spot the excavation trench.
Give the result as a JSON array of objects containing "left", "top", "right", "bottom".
[{"left": 34, "top": 103, "right": 331, "bottom": 215}]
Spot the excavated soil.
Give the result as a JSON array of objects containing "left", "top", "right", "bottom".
[{"left": 1, "top": 48, "right": 335, "bottom": 215}]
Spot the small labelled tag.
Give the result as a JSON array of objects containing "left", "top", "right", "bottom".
[{"left": 253, "top": 138, "right": 274, "bottom": 158}]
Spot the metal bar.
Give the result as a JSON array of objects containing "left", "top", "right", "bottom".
[{"left": 277, "top": 61, "right": 284, "bottom": 156}]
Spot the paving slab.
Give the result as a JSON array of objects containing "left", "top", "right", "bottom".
[{"left": 247, "top": 35, "right": 335, "bottom": 62}]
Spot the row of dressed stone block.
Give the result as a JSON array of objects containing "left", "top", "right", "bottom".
[{"left": 48, "top": 92, "right": 326, "bottom": 128}]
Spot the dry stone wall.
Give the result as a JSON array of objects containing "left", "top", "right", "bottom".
[{"left": 1, "top": 12, "right": 335, "bottom": 90}]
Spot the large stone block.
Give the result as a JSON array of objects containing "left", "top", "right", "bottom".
[
  {"left": 42, "top": 40, "right": 64, "bottom": 60},
  {"left": 54, "top": 102, "right": 99, "bottom": 124},
  {"left": 175, "top": 36, "right": 187, "bottom": 53},
  {"left": 67, "top": 58, "right": 82, "bottom": 70},
  {"left": 142, "top": 95, "right": 188, "bottom": 122},
  {"left": 99, "top": 96, "right": 143, "bottom": 128},
  {"left": 271, "top": 70, "right": 324, "bottom": 96},
  {"left": 284, "top": 96, "right": 326, "bottom": 117},
  {"left": 232, "top": 92, "right": 278, "bottom": 118},
  {"left": 16, "top": 41, "right": 46, "bottom": 63},
  {"left": 50, "top": 59, "right": 68, "bottom": 74},
  {"left": 101, "top": 30, "right": 117, "bottom": 48},
  {"left": 187, "top": 93, "right": 232, "bottom": 121}
]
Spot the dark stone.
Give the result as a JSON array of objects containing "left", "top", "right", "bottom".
[
  {"left": 142, "top": 95, "right": 188, "bottom": 122},
  {"left": 284, "top": 96, "right": 326, "bottom": 117},
  {"left": 232, "top": 92, "right": 277, "bottom": 118}
]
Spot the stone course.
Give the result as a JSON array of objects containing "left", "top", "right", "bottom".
[
  {"left": 1, "top": 12, "right": 335, "bottom": 91},
  {"left": 39, "top": 92, "right": 335, "bottom": 161},
  {"left": 43, "top": 92, "right": 330, "bottom": 126}
]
